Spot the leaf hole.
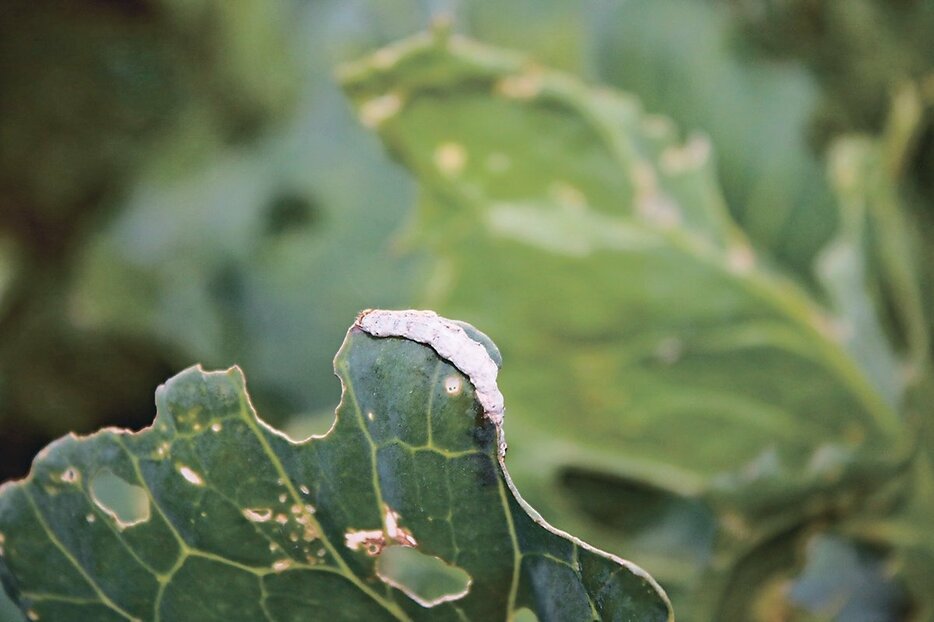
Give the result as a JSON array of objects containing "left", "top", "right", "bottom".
[
  {"left": 89, "top": 469, "right": 150, "bottom": 529},
  {"left": 376, "top": 545, "right": 471, "bottom": 608},
  {"left": 281, "top": 408, "right": 338, "bottom": 442}
]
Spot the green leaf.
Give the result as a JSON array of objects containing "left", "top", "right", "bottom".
[
  {"left": 0, "top": 0, "right": 294, "bottom": 225},
  {"left": 66, "top": 0, "right": 426, "bottom": 440},
  {"left": 340, "top": 30, "right": 913, "bottom": 618},
  {"left": 822, "top": 88, "right": 930, "bottom": 382},
  {"left": 0, "top": 0, "right": 297, "bottom": 478},
  {"left": 0, "top": 310, "right": 671, "bottom": 621},
  {"left": 590, "top": 0, "right": 838, "bottom": 284},
  {"left": 821, "top": 101, "right": 934, "bottom": 620},
  {"left": 0, "top": 587, "right": 24, "bottom": 622}
]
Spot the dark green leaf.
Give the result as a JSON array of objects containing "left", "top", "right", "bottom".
[{"left": 0, "top": 311, "right": 671, "bottom": 621}]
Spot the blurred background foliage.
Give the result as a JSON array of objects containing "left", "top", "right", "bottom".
[{"left": 0, "top": 0, "right": 932, "bottom": 620}]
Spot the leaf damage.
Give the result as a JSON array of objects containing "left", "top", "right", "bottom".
[{"left": 0, "top": 310, "right": 672, "bottom": 621}]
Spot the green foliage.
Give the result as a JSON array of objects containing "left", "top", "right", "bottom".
[
  {"left": 0, "top": 0, "right": 296, "bottom": 477},
  {"left": 730, "top": 0, "right": 934, "bottom": 145},
  {"left": 0, "top": 312, "right": 671, "bottom": 621},
  {"left": 3, "top": 3, "right": 932, "bottom": 620},
  {"left": 13, "top": 1, "right": 430, "bottom": 463},
  {"left": 591, "top": 0, "right": 838, "bottom": 284},
  {"left": 0, "top": 0, "right": 293, "bottom": 229},
  {"left": 342, "top": 29, "right": 933, "bottom": 620},
  {"left": 728, "top": 0, "right": 934, "bottom": 298}
]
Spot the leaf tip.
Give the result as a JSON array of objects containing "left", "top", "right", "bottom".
[{"left": 354, "top": 309, "right": 505, "bottom": 426}]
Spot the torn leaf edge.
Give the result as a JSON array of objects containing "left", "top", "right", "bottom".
[{"left": 355, "top": 308, "right": 673, "bottom": 620}]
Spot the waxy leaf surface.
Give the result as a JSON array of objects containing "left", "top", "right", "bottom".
[{"left": 0, "top": 311, "right": 671, "bottom": 622}]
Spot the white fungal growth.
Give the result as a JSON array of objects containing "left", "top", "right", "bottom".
[{"left": 356, "top": 310, "right": 505, "bottom": 424}]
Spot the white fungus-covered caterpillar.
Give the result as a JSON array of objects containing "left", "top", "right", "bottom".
[{"left": 355, "top": 309, "right": 505, "bottom": 426}]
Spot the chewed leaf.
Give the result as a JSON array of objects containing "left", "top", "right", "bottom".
[
  {"left": 340, "top": 29, "right": 914, "bottom": 620},
  {"left": 0, "top": 310, "right": 671, "bottom": 621}
]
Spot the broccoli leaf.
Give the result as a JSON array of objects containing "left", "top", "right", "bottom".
[
  {"left": 340, "top": 29, "right": 914, "bottom": 618},
  {"left": 0, "top": 310, "right": 670, "bottom": 622}
]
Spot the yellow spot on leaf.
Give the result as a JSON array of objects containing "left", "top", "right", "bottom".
[
  {"left": 434, "top": 142, "right": 467, "bottom": 176},
  {"left": 359, "top": 92, "right": 403, "bottom": 128},
  {"left": 496, "top": 72, "right": 542, "bottom": 99}
]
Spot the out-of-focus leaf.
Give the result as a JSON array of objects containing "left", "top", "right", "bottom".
[
  {"left": 822, "top": 90, "right": 930, "bottom": 380},
  {"left": 67, "top": 1, "right": 426, "bottom": 434},
  {"left": 726, "top": 0, "right": 934, "bottom": 321},
  {"left": 590, "top": 0, "right": 837, "bottom": 284},
  {"left": 785, "top": 534, "right": 907, "bottom": 622},
  {"left": 0, "top": 0, "right": 294, "bottom": 244},
  {"left": 779, "top": 95, "right": 933, "bottom": 622},
  {"left": 890, "top": 453, "right": 934, "bottom": 620},
  {"left": 840, "top": 444, "right": 934, "bottom": 622},
  {"left": 462, "top": 0, "right": 584, "bottom": 71},
  {"left": 0, "top": 0, "right": 296, "bottom": 480},
  {"left": 58, "top": 0, "right": 583, "bottom": 465},
  {"left": 0, "top": 311, "right": 671, "bottom": 621},
  {"left": 728, "top": 0, "right": 934, "bottom": 148},
  {"left": 341, "top": 30, "right": 913, "bottom": 619}
]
